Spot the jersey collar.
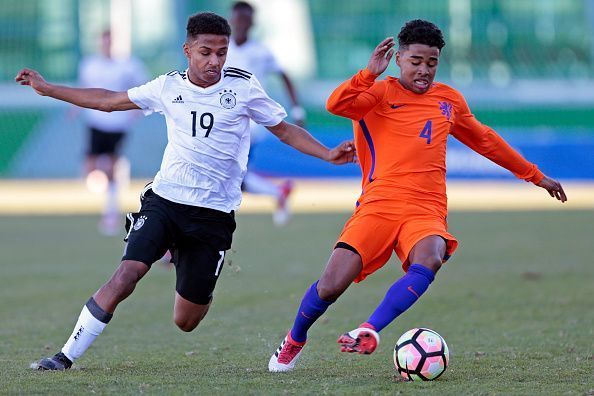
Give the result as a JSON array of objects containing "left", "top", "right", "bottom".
[
  {"left": 183, "top": 68, "right": 225, "bottom": 93},
  {"left": 390, "top": 76, "right": 437, "bottom": 96}
]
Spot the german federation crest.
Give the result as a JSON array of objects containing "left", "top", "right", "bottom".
[
  {"left": 133, "top": 215, "right": 147, "bottom": 231},
  {"left": 219, "top": 89, "right": 237, "bottom": 109}
]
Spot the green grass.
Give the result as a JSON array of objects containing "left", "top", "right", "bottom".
[{"left": 0, "top": 211, "right": 592, "bottom": 395}]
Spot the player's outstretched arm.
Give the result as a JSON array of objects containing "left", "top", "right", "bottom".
[
  {"left": 267, "top": 120, "right": 356, "bottom": 164},
  {"left": 452, "top": 98, "right": 566, "bottom": 204},
  {"left": 536, "top": 175, "right": 567, "bottom": 202},
  {"left": 15, "top": 68, "right": 139, "bottom": 112}
]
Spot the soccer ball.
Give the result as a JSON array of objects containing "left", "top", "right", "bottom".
[{"left": 394, "top": 328, "right": 449, "bottom": 381}]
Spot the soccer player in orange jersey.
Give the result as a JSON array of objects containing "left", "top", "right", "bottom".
[{"left": 269, "top": 19, "right": 567, "bottom": 372}]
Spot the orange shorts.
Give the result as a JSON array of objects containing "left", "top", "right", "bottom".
[{"left": 337, "top": 201, "right": 458, "bottom": 282}]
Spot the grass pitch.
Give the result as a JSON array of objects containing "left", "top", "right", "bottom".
[{"left": 0, "top": 211, "right": 592, "bottom": 395}]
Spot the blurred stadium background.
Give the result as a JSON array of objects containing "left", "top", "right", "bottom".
[
  {"left": 1, "top": 3, "right": 593, "bottom": 392},
  {"left": 1, "top": 0, "right": 593, "bottom": 213}
]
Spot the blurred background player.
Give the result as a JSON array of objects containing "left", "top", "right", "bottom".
[
  {"left": 227, "top": 1, "right": 306, "bottom": 226},
  {"left": 78, "top": 29, "right": 148, "bottom": 235}
]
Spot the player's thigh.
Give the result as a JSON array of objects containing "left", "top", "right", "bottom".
[
  {"left": 337, "top": 210, "right": 400, "bottom": 283},
  {"left": 407, "top": 235, "right": 447, "bottom": 269},
  {"left": 89, "top": 128, "right": 125, "bottom": 156},
  {"left": 173, "top": 238, "right": 228, "bottom": 305},
  {"left": 395, "top": 215, "right": 458, "bottom": 271},
  {"left": 87, "top": 128, "right": 102, "bottom": 156},
  {"left": 123, "top": 192, "right": 173, "bottom": 266},
  {"left": 106, "top": 132, "right": 126, "bottom": 156},
  {"left": 167, "top": 203, "right": 235, "bottom": 306}
]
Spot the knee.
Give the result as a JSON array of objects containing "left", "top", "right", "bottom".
[
  {"left": 316, "top": 281, "right": 340, "bottom": 302},
  {"left": 174, "top": 315, "right": 201, "bottom": 332},
  {"left": 173, "top": 293, "right": 210, "bottom": 332},
  {"left": 415, "top": 255, "right": 442, "bottom": 274},
  {"left": 175, "top": 319, "right": 199, "bottom": 332}
]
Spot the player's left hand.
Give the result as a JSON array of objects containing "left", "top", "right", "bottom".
[
  {"left": 327, "top": 141, "right": 357, "bottom": 165},
  {"left": 536, "top": 175, "right": 567, "bottom": 202}
]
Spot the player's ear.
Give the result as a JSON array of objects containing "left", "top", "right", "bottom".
[
  {"left": 183, "top": 42, "right": 191, "bottom": 59},
  {"left": 395, "top": 51, "right": 402, "bottom": 67}
]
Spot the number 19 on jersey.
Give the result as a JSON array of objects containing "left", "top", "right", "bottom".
[{"left": 191, "top": 111, "right": 214, "bottom": 137}]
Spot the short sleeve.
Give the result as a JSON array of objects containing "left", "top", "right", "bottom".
[
  {"left": 127, "top": 75, "right": 166, "bottom": 115},
  {"left": 246, "top": 75, "right": 287, "bottom": 126}
]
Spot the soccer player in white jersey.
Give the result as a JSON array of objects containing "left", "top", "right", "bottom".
[
  {"left": 78, "top": 30, "right": 148, "bottom": 235},
  {"left": 15, "top": 12, "right": 355, "bottom": 371},
  {"left": 227, "top": 1, "right": 305, "bottom": 226}
]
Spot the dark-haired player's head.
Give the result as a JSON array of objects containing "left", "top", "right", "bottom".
[
  {"left": 183, "top": 12, "right": 231, "bottom": 88},
  {"left": 397, "top": 19, "right": 445, "bottom": 51},
  {"left": 186, "top": 12, "right": 232, "bottom": 41},
  {"left": 395, "top": 19, "right": 445, "bottom": 94},
  {"left": 230, "top": 1, "right": 254, "bottom": 44}
]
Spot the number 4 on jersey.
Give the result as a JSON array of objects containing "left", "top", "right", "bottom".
[{"left": 419, "top": 120, "right": 432, "bottom": 144}]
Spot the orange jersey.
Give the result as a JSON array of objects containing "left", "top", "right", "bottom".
[{"left": 327, "top": 68, "right": 544, "bottom": 216}]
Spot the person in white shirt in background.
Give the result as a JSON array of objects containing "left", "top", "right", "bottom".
[
  {"left": 78, "top": 30, "right": 148, "bottom": 235},
  {"left": 227, "top": 1, "right": 305, "bottom": 226}
]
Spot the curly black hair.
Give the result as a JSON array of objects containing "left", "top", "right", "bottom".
[
  {"left": 397, "top": 19, "right": 445, "bottom": 50},
  {"left": 186, "top": 12, "right": 231, "bottom": 39}
]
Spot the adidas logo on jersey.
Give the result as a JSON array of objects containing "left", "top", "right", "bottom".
[{"left": 172, "top": 95, "right": 184, "bottom": 103}]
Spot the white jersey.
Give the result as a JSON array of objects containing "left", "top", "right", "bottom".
[
  {"left": 226, "top": 39, "right": 284, "bottom": 143},
  {"left": 225, "top": 39, "right": 282, "bottom": 85},
  {"left": 127, "top": 68, "right": 287, "bottom": 212},
  {"left": 79, "top": 55, "right": 147, "bottom": 132}
]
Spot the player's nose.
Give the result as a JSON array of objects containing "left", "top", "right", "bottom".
[
  {"left": 208, "top": 54, "right": 221, "bottom": 67},
  {"left": 417, "top": 64, "right": 430, "bottom": 75}
]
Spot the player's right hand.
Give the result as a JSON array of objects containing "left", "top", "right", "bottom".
[
  {"left": 15, "top": 68, "right": 49, "bottom": 96},
  {"left": 367, "top": 37, "right": 395, "bottom": 76},
  {"left": 327, "top": 140, "right": 357, "bottom": 165}
]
